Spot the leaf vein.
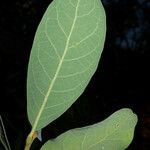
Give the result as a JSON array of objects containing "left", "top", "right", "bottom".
[
  {"left": 51, "top": 81, "right": 84, "bottom": 93},
  {"left": 37, "top": 44, "right": 52, "bottom": 80},
  {"left": 68, "top": 22, "right": 99, "bottom": 49},
  {"left": 56, "top": 8, "right": 68, "bottom": 37},
  {"left": 77, "top": 0, "right": 96, "bottom": 18},
  {"left": 45, "top": 19, "right": 61, "bottom": 60},
  {"left": 30, "top": 0, "right": 81, "bottom": 132},
  {"left": 31, "top": 68, "right": 46, "bottom": 96},
  {"left": 64, "top": 43, "right": 99, "bottom": 62},
  {"left": 58, "top": 61, "right": 94, "bottom": 78},
  {"left": 87, "top": 116, "right": 131, "bottom": 150}
]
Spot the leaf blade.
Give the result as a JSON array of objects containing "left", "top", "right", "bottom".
[
  {"left": 40, "top": 108, "right": 138, "bottom": 150},
  {"left": 27, "top": 0, "right": 106, "bottom": 131}
]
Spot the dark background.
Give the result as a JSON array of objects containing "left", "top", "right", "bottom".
[{"left": 0, "top": 0, "right": 150, "bottom": 149}]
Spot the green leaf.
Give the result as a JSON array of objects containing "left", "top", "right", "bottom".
[
  {"left": 27, "top": 0, "right": 106, "bottom": 131},
  {"left": 41, "top": 108, "right": 138, "bottom": 150}
]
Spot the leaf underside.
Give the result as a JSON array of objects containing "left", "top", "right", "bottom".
[
  {"left": 27, "top": 0, "right": 106, "bottom": 130},
  {"left": 41, "top": 108, "right": 138, "bottom": 150}
]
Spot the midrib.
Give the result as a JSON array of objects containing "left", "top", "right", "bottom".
[{"left": 31, "top": 0, "right": 80, "bottom": 133}]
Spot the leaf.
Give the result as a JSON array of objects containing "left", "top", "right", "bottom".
[
  {"left": 40, "top": 108, "right": 138, "bottom": 150},
  {"left": 27, "top": 0, "right": 106, "bottom": 131}
]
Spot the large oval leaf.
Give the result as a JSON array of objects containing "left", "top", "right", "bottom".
[
  {"left": 41, "top": 109, "right": 138, "bottom": 150},
  {"left": 27, "top": 0, "right": 106, "bottom": 131}
]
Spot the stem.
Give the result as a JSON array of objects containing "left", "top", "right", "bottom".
[
  {"left": 0, "top": 116, "right": 11, "bottom": 150},
  {"left": 0, "top": 138, "right": 9, "bottom": 150},
  {"left": 24, "top": 131, "right": 37, "bottom": 150}
]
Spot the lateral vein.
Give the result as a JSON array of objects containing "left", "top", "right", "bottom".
[{"left": 30, "top": 0, "right": 80, "bottom": 133}]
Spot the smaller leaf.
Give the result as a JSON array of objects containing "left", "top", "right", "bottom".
[{"left": 41, "top": 108, "right": 137, "bottom": 150}]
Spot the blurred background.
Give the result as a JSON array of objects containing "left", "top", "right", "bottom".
[{"left": 0, "top": 0, "right": 149, "bottom": 149}]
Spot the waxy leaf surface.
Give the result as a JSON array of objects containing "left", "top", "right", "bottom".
[
  {"left": 27, "top": 0, "right": 106, "bottom": 130},
  {"left": 41, "top": 109, "right": 137, "bottom": 150}
]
